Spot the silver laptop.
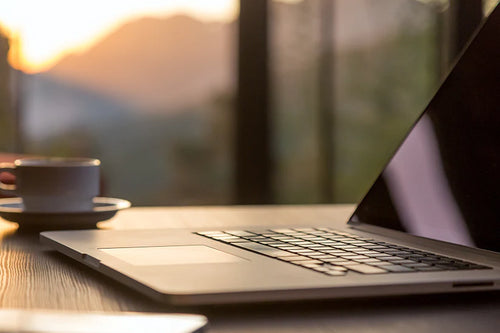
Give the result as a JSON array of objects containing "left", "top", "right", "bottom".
[{"left": 41, "top": 6, "right": 500, "bottom": 305}]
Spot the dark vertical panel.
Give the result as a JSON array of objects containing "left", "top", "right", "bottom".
[
  {"left": 317, "top": 0, "right": 335, "bottom": 203},
  {"left": 12, "top": 34, "right": 24, "bottom": 153},
  {"left": 0, "top": 33, "right": 15, "bottom": 152},
  {"left": 235, "top": 0, "right": 272, "bottom": 204},
  {"left": 448, "top": 0, "right": 483, "bottom": 66},
  {"left": 436, "top": 3, "right": 452, "bottom": 79},
  {"left": 437, "top": 1, "right": 483, "bottom": 83},
  {"left": 1, "top": 33, "right": 22, "bottom": 153},
  {"left": 13, "top": 70, "right": 24, "bottom": 153}
]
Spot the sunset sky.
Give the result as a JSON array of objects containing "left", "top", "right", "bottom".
[{"left": 0, "top": 0, "right": 239, "bottom": 73}]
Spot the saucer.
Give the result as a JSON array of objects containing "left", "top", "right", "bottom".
[{"left": 0, "top": 197, "right": 131, "bottom": 231}]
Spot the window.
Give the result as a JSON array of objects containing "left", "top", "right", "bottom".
[
  {"left": 0, "top": 1, "right": 238, "bottom": 206},
  {"left": 270, "top": 0, "right": 489, "bottom": 204},
  {"left": 0, "top": 0, "right": 490, "bottom": 206}
]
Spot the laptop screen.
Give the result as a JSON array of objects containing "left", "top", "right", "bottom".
[{"left": 350, "top": 6, "right": 499, "bottom": 252}]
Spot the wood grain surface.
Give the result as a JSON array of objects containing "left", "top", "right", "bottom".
[{"left": 1, "top": 205, "right": 499, "bottom": 333}]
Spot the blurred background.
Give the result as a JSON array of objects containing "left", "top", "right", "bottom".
[{"left": 0, "top": 0, "right": 497, "bottom": 206}]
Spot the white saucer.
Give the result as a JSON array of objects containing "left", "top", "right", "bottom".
[{"left": 0, "top": 197, "right": 131, "bottom": 231}]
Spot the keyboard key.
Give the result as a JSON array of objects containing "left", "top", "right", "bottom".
[
  {"left": 419, "top": 258, "right": 443, "bottom": 263},
  {"left": 392, "top": 251, "right": 413, "bottom": 256},
  {"left": 380, "top": 249, "right": 403, "bottom": 254},
  {"left": 286, "top": 249, "right": 310, "bottom": 254},
  {"left": 321, "top": 258, "right": 348, "bottom": 263},
  {"left": 362, "top": 245, "right": 389, "bottom": 249},
  {"left": 404, "top": 263, "right": 432, "bottom": 268},
  {"left": 235, "top": 242, "right": 295, "bottom": 257},
  {"left": 324, "top": 270, "right": 347, "bottom": 276},
  {"left": 356, "top": 258, "right": 382, "bottom": 263},
  {"left": 380, "top": 256, "right": 405, "bottom": 261},
  {"left": 223, "top": 238, "right": 253, "bottom": 243},
  {"left": 389, "top": 259, "right": 418, "bottom": 264},
  {"left": 224, "top": 230, "right": 255, "bottom": 237},
  {"left": 312, "top": 247, "right": 336, "bottom": 251},
  {"left": 312, "top": 266, "right": 330, "bottom": 272},
  {"left": 279, "top": 256, "right": 311, "bottom": 262},
  {"left": 290, "top": 249, "right": 316, "bottom": 254},
  {"left": 382, "top": 265, "right": 415, "bottom": 272},
  {"left": 297, "top": 260, "right": 323, "bottom": 266},
  {"left": 309, "top": 254, "right": 337, "bottom": 260},
  {"left": 212, "top": 236, "right": 242, "bottom": 241},
  {"left": 326, "top": 265, "right": 348, "bottom": 272},
  {"left": 197, "top": 231, "right": 225, "bottom": 236},
  {"left": 286, "top": 239, "right": 311, "bottom": 243},
  {"left": 305, "top": 237, "right": 328, "bottom": 241},
  {"left": 316, "top": 240, "right": 339, "bottom": 244},
  {"left": 347, "top": 264, "right": 388, "bottom": 274},
  {"left": 339, "top": 255, "right": 369, "bottom": 260},
  {"left": 407, "top": 255, "right": 426, "bottom": 260},
  {"left": 370, "top": 261, "right": 394, "bottom": 266},
  {"left": 322, "top": 249, "right": 348, "bottom": 254},
  {"left": 275, "top": 238, "right": 299, "bottom": 242},
  {"left": 245, "top": 236, "right": 269, "bottom": 242},
  {"left": 335, "top": 261, "right": 360, "bottom": 266},
  {"left": 307, "top": 244, "right": 331, "bottom": 249},
  {"left": 307, "top": 253, "right": 331, "bottom": 259},
  {"left": 351, "top": 248, "right": 374, "bottom": 254},
  {"left": 335, "top": 245, "right": 357, "bottom": 249},
  {"left": 414, "top": 266, "right": 446, "bottom": 272},
  {"left": 356, "top": 250, "right": 381, "bottom": 255},
  {"left": 349, "top": 241, "right": 372, "bottom": 245},
  {"left": 261, "top": 233, "right": 280, "bottom": 237},
  {"left": 272, "top": 244, "right": 295, "bottom": 249},
  {"left": 367, "top": 253, "right": 391, "bottom": 257},
  {"left": 265, "top": 242, "right": 288, "bottom": 247},
  {"left": 348, "top": 246, "right": 367, "bottom": 250}
]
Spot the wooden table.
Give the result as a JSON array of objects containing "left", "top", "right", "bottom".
[{"left": 1, "top": 205, "right": 499, "bottom": 332}]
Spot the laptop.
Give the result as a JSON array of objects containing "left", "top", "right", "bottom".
[{"left": 41, "top": 6, "right": 500, "bottom": 305}]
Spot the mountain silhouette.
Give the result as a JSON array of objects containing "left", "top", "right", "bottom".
[
  {"left": 48, "top": 15, "right": 235, "bottom": 112},
  {"left": 45, "top": 1, "right": 428, "bottom": 114}
]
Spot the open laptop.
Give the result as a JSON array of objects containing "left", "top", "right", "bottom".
[{"left": 41, "top": 6, "right": 500, "bottom": 305}]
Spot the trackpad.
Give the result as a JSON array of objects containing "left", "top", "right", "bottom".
[{"left": 99, "top": 245, "right": 246, "bottom": 266}]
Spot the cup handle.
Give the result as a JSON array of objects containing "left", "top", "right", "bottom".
[{"left": 0, "top": 163, "right": 16, "bottom": 195}]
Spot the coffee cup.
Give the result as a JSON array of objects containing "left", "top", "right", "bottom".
[{"left": 0, "top": 157, "right": 100, "bottom": 212}]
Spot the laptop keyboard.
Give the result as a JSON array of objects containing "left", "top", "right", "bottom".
[{"left": 196, "top": 227, "right": 491, "bottom": 276}]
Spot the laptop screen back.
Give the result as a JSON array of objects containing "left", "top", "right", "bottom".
[{"left": 350, "top": 6, "right": 499, "bottom": 252}]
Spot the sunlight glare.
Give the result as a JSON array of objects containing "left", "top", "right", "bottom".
[{"left": 0, "top": 0, "right": 237, "bottom": 73}]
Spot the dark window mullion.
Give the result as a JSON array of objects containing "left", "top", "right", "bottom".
[{"left": 235, "top": 0, "right": 272, "bottom": 204}]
